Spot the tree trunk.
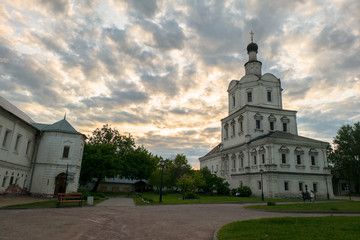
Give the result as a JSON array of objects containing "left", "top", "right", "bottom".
[{"left": 92, "top": 177, "right": 102, "bottom": 192}]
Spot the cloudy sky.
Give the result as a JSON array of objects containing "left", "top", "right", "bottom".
[{"left": 1, "top": 0, "right": 359, "bottom": 168}]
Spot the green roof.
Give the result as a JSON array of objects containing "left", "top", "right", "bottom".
[{"left": 33, "top": 119, "right": 81, "bottom": 135}]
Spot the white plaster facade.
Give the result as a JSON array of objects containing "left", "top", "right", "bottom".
[
  {"left": 199, "top": 41, "right": 334, "bottom": 199},
  {"left": 0, "top": 96, "right": 85, "bottom": 195}
]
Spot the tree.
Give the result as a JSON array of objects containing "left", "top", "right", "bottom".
[
  {"left": 167, "top": 154, "right": 192, "bottom": 190},
  {"left": 124, "top": 146, "right": 158, "bottom": 180},
  {"left": 328, "top": 122, "right": 360, "bottom": 194},
  {"left": 80, "top": 124, "right": 135, "bottom": 192}
]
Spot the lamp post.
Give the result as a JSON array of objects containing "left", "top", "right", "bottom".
[
  {"left": 159, "top": 159, "right": 165, "bottom": 203},
  {"left": 260, "top": 169, "right": 264, "bottom": 201}
]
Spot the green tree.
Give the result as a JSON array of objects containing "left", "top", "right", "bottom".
[
  {"left": 328, "top": 122, "right": 360, "bottom": 193},
  {"left": 124, "top": 146, "right": 158, "bottom": 180},
  {"left": 80, "top": 124, "right": 135, "bottom": 192},
  {"left": 177, "top": 174, "right": 195, "bottom": 193},
  {"left": 167, "top": 154, "right": 192, "bottom": 190}
]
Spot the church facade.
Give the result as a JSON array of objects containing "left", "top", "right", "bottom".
[
  {"left": 0, "top": 96, "right": 86, "bottom": 196},
  {"left": 199, "top": 40, "right": 334, "bottom": 199}
]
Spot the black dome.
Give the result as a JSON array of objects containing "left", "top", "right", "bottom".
[{"left": 247, "top": 42, "right": 258, "bottom": 53}]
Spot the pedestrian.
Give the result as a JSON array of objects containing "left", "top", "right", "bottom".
[{"left": 310, "top": 190, "right": 315, "bottom": 203}]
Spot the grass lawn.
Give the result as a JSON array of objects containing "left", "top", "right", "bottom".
[
  {"left": 132, "top": 192, "right": 302, "bottom": 205},
  {"left": 245, "top": 201, "right": 360, "bottom": 212},
  {"left": 217, "top": 216, "right": 360, "bottom": 240},
  {"left": 2, "top": 197, "right": 108, "bottom": 208}
]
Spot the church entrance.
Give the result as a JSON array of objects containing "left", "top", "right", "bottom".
[{"left": 54, "top": 173, "right": 67, "bottom": 195}]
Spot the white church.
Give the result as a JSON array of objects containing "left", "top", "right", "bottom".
[
  {"left": 0, "top": 96, "right": 85, "bottom": 196},
  {"left": 199, "top": 37, "right": 334, "bottom": 199}
]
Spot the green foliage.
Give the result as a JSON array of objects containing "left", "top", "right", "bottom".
[
  {"left": 182, "top": 192, "right": 199, "bottom": 200},
  {"left": 177, "top": 174, "right": 196, "bottom": 193},
  {"left": 140, "top": 195, "right": 154, "bottom": 203},
  {"left": 328, "top": 122, "right": 360, "bottom": 193},
  {"left": 80, "top": 124, "right": 158, "bottom": 192},
  {"left": 267, "top": 201, "right": 276, "bottom": 206},
  {"left": 234, "top": 186, "right": 252, "bottom": 197}
]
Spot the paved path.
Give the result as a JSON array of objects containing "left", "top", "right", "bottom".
[
  {"left": 96, "top": 196, "right": 135, "bottom": 207},
  {"left": 1, "top": 197, "right": 359, "bottom": 240}
]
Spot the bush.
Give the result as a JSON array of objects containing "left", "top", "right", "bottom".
[
  {"left": 182, "top": 192, "right": 199, "bottom": 200},
  {"left": 233, "top": 186, "right": 252, "bottom": 197},
  {"left": 141, "top": 195, "right": 154, "bottom": 203},
  {"left": 267, "top": 201, "right": 276, "bottom": 206}
]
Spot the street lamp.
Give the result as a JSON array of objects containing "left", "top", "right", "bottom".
[
  {"left": 260, "top": 169, "right": 264, "bottom": 201},
  {"left": 159, "top": 159, "right": 165, "bottom": 203}
]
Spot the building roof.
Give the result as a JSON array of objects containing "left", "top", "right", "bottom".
[
  {"left": 0, "top": 96, "right": 34, "bottom": 124},
  {"left": 32, "top": 118, "right": 81, "bottom": 135},
  {"left": 201, "top": 144, "right": 221, "bottom": 158}
]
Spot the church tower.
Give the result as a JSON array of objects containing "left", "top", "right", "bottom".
[{"left": 199, "top": 33, "right": 333, "bottom": 199}]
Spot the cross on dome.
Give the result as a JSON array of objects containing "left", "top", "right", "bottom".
[{"left": 250, "top": 30, "right": 254, "bottom": 42}]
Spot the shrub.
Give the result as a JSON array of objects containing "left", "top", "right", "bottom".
[
  {"left": 182, "top": 192, "right": 199, "bottom": 200},
  {"left": 235, "top": 186, "right": 252, "bottom": 197},
  {"left": 141, "top": 195, "right": 154, "bottom": 203},
  {"left": 267, "top": 201, "right": 276, "bottom": 206}
]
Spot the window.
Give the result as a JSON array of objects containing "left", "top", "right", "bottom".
[
  {"left": 212, "top": 165, "right": 214, "bottom": 173},
  {"left": 311, "top": 156, "right": 316, "bottom": 165},
  {"left": 270, "top": 121, "right": 274, "bottom": 131},
  {"left": 247, "top": 92, "right": 252, "bottom": 102},
  {"left": 233, "top": 159, "right": 236, "bottom": 169},
  {"left": 253, "top": 155, "right": 257, "bottom": 165},
  {"left": 2, "top": 129, "right": 11, "bottom": 148},
  {"left": 14, "top": 134, "right": 22, "bottom": 152},
  {"left": 231, "top": 122, "right": 235, "bottom": 136},
  {"left": 1, "top": 177, "right": 7, "bottom": 187},
  {"left": 240, "top": 157, "right": 244, "bottom": 167},
  {"left": 299, "top": 182, "right": 303, "bottom": 191},
  {"left": 267, "top": 91, "right": 272, "bottom": 102},
  {"left": 9, "top": 176, "right": 14, "bottom": 185},
  {"left": 262, "top": 154, "right": 265, "bottom": 164},
  {"left": 62, "top": 146, "right": 70, "bottom": 158},
  {"left": 282, "top": 154, "right": 286, "bottom": 164},
  {"left": 283, "top": 123, "right": 287, "bottom": 132},
  {"left": 297, "top": 155, "right": 301, "bottom": 165},
  {"left": 26, "top": 141, "right": 31, "bottom": 155},
  {"left": 258, "top": 181, "right": 262, "bottom": 190},
  {"left": 284, "top": 181, "right": 289, "bottom": 191},
  {"left": 256, "top": 120, "right": 261, "bottom": 129},
  {"left": 313, "top": 183, "right": 317, "bottom": 192},
  {"left": 254, "top": 113, "right": 263, "bottom": 130},
  {"left": 232, "top": 95, "right": 236, "bottom": 107},
  {"left": 224, "top": 123, "right": 229, "bottom": 139},
  {"left": 240, "top": 121, "right": 243, "bottom": 132}
]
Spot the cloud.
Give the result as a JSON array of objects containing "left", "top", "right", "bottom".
[{"left": 1, "top": 0, "right": 360, "bottom": 168}]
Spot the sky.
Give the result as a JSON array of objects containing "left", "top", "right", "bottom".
[{"left": 1, "top": 0, "right": 359, "bottom": 169}]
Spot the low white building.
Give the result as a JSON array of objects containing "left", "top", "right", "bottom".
[
  {"left": 0, "top": 96, "right": 86, "bottom": 196},
  {"left": 199, "top": 39, "right": 334, "bottom": 199}
]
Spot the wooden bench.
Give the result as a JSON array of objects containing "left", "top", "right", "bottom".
[{"left": 57, "top": 193, "right": 83, "bottom": 207}]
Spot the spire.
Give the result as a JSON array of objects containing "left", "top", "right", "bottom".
[{"left": 64, "top": 113, "right": 66, "bottom": 120}]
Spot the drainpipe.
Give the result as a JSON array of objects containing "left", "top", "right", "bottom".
[{"left": 28, "top": 131, "right": 42, "bottom": 192}]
